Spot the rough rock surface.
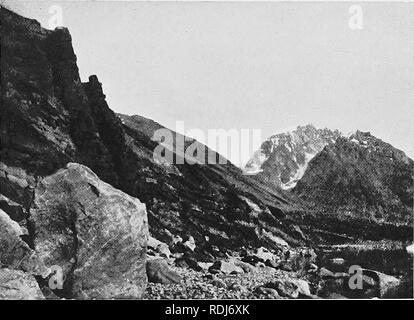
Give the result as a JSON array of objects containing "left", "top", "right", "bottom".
[
  {"left": 0, "top": 209, "right": 48, "bottom": 276},
  {"left": 295, "top": 131, "right": 413, "bottom": 226},
  {"left": 0, "top": 269, "right": 45, "bottom": 300},
  {"left": 146, "top": 258, "right": 182, "bottom": 284},
  {"left": 245, "top": 125, "right": 341, "bottom": 189},
  {"left": 31, "top": 163, "right": 148, "bottom": 299},
  {"left": 1, "top": 7, "right": 412, "bottom": 301}
]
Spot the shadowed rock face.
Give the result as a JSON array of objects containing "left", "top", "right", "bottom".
[
  {"left": 31, "top": 163, "right": 148, "bottom": 299},
  {"left": 294, "top": 131, "right": 414, "bottom": 226}
]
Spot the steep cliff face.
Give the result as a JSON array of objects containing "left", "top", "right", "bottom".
[
  {"left": 294, "top": 131, "right": 414, "bottom": 226},
  {"left": 245, "top": 125, "right": 341, "bottom": 189},
  {"left": 1, "top": 8, "right": 121, "bottom": 185}
]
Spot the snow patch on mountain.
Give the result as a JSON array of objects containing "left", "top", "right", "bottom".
[
  {"left": 281, "top": 151, "right": 315, "bottom": 190},
  {"left": 245, "top": 124, "right": 342, "bottom": 189}
]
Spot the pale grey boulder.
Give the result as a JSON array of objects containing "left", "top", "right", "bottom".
[
  {"left": 0, "top": 209, "right": 48, "bottom": 277},
  {"left": 0, "top": 269, "right": 45, "bottom": 300},
  {"left": 30, "top": 163, "right": 149, "bottom": 299},
  {"left": 208, "top": 260, "right": 244, "bottom": 275}
]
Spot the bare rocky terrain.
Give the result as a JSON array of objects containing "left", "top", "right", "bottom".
[{"left": 0, "top": 7, "right": 412, "bottom": 300}]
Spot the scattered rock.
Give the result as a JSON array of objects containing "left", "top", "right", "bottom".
[
  {"left": 319, "top": 267, "right": 336, "bottom": 278},
  {"left": 175, "top": 258, "right": 189, "bottom": 268},
  {"left": 334, "top": 272, "right": 349, "bottom": 278},
  {"left": 307, "top": 263, "right": 318, "bottom": 273},
  {"left": 232, "top": 259, "right": 257, "bottom": 273},
  {"left": 229, "top": 283, "right": 248, "bottom": 293},
  {"left": 175, "top": 256, "right": 202, "bottom": 272},
  {"left": 147, "top": 236, "right": 171, "bottom": 258},
  {"left": 183, "top": 236, "right": 196, "bottom": 252},
  {"left": 209, "top": 260, "right": 244, "bottom": 275},
  {"left": 265, "top": 278, "right": 311, "bottom": 298},
  {"left": 211, "top": 278, "right": 227, "bottom": 289},
  {"left": 281, "top": 248, "right": 317, "bottom": 272},
  {"left": 278, "top": 261, "right": 293, "bottom": 271},
  {"left": 198, "top": 262, "right": 214, "bottom": 271},
  {"left": 292, "top": 279, "right": 312, "bottom": 297},
  {"left": 265, "top": 259, "right": 279, "bottom": 269},
  {"left": 147, "top": 259, "right": 182, "bottom": 284},
  {"left": 254, "top": 286, "right": 280, "bottom": 298},
  {"left": 255, "top": 247, "right": 275, "bottom": 262}
]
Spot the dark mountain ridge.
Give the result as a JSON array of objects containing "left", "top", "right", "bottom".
[{"left": 294, "top": 130, "right": 414, "bottom": 226}]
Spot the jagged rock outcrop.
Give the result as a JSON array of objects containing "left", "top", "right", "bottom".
[
  {"left": 31, "top": 163, "right": 148, "bottom": 299},
  {"left": 245, "top": 125, "right": 341, "bottom": 189},
  {"left": 146, "top": 258, "right": 182, "bottom": 284},
  {"left": 1, "top": 8, "right": 121, "bottom": 184}
]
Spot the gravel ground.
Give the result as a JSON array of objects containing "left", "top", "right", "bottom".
[{"left": 144, "top": 265, "right": 304, "bottom": 299}]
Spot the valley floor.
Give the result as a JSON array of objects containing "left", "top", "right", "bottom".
[{"left": 145, "top": 265, "right": 304, "bottom": 300}]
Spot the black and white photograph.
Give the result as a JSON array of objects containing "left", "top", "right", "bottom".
[{"left": 0, "top": 0, "right": 413, "bottom": 308}]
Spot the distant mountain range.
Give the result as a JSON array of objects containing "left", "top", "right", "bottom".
[
  {"left": 294, "top": 130, "right": 414, "bottom": 225},
  {"left": 246, "top": 126, "right": 413, "bottom": 226},
  {"left": 245, "top": 124, "right": 342, "bottom": 189}
]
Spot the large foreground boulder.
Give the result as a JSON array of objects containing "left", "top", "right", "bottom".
[{"left": 30, "top": 163, "right": 148, "bottom": 299}]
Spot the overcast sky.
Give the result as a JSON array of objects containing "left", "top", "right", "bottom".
[{"left": 8, "top": 1, "right": 414, "bottom": 166}]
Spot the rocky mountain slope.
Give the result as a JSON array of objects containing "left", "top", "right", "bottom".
[
  {"left": 1, "top": 8, "right": 412, "bottom": 299},
  {"left": 0, "top": 6, "right": 306, "bottom": 262},
  {"left": 246, "top": 123, "right": 413, "bottom": 241},
  {"left": 116, "top": 112, "right": 308, "bottom": 251},
  {"left": 245, "top": 125, "right": 341, "bottom": 189},
  {"left": 294, "top": 131, "right": 414, "bottom": 226}
]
